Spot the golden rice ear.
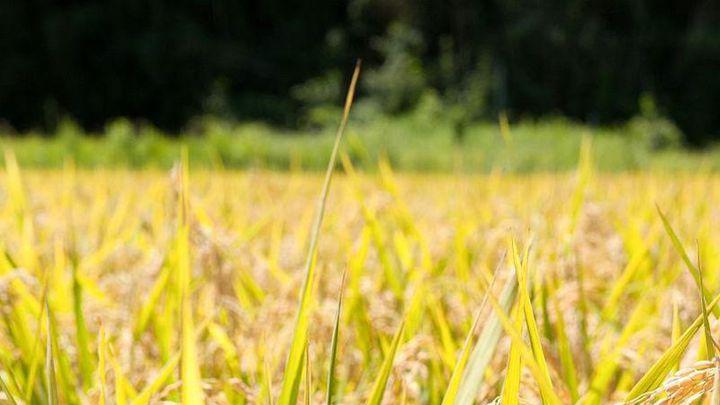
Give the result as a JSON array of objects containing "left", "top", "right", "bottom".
[
  {"left": 632, "top": 359, "right": 718, "bottom": 404},
  {"left": 711, "top": 357, "right": 720, "bottom": 405},
  {"left": 626, "top": 294, "right": 720, "bottom": 402}
]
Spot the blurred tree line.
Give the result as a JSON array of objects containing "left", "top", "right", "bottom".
[{"left": 1, "top": 0, "right": 718, "bottom": 143}]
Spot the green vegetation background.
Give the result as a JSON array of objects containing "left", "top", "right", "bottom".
[{"left": 4, "top": 98, "right": 719, "bottom": 172}]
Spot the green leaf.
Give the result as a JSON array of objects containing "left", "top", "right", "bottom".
[
  {"left": 454, "top": 269, "right": 518, "bottom": 404},
  {"left": 45, "top": 299, "right": 58, "bottom": 405},
  {"left": 326, "top": 268, "right": 347, "bottom": 405},
  {"left": 484, "top": 278, "right": 562, "bottom": 405},
  {"left": 626, "top": 292, "right": 720, "bottom": 401},
  {"left": 130, "top": 353, "right": 181, "bottom": 405},
  {"left": 551, "top": 286, "right": 578, "bottom": 402},
  {"left": 500, "top": 304, "right": 523, "bottom": 405},
  {"left": 657, "top": 205, "right": 720, "bottom": 317},
  {"left": 367, "top": 319, "right": 405, "bottom": 405},
  {"left": 72, "top": 261, "right": 93, "bottom": 390},
  {"left": 177, "top": 150, "right": 205, "bottom": 404},
  {"left": 441, "top": 258, "right": 502, "bottom": 405},
  {"left": 512, "top": 240, "right": 555, "bottom": 399},
  {"left": 278, "top": 61, "right": 361, "bottom": 405}
]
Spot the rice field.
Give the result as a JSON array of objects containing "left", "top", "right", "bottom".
[
  {"left": 1, "top": 144, "right": 720, "bottom": 404},
  {"left": 3, "top": 69, "right": 720, "bottom": 405}
]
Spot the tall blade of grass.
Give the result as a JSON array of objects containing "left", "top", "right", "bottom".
[
  {"left": 512, "top": 239, "right": 555, "bottom": 399},
  {"left": 440, "top": 256, "right": 501, "bottom": 405},
  {"left": 134, "top": 263, "right": 170, "bottom": 338},
  {"left": 326, "top": 268, "right": 348, "bottom": 405},
  {"left": 304, "top": 343, "right": 311, "bottom": 405},
  {"left": 207, "top": 323, "right": 240, "bottom": 374},
  {"left": 625, "top": 292, "right": 720, "bottom": 401},
  {"left": 454, "top": 269, "right": 518, "bottom": 404},
  {"left": 499, "top": 304, "right": 523, "bottom": 405},
  {"left": 551, "top": 286, "right": 578, "bottom": 402},
  {"left": 52, "top": 321, "right": 78, "bottom": 405},
  {"left": 180, "top": 286, "right": 203, "bottom": 403},
  {"left": 24, "top": 272, "right": 50, "bottom": 402},
  {"left": 72, "top": 260, "right": 93, "bottom": 390},
  {"left": 367, "top": 319, "right": 405, "bottom": 405},
  {"left": 278, "top": 61, "right": 361, "bottom": 405},
  {"left": 600, "top": 238, "right": 653, "bottom": 321},
  {"left": 45, "top": 299, "right": 58, "bottom": 405},
  {"left": 108, "top": 344, "right": 133, "bottom": 405},
  {"left": 696, "top": 244, "right": 718, "bottom": 358},
  {"left": 428, "top": 293, "right": 458, "bottom": 368},
  {"left": 584, "top": 296, "right": 655, "bottom": 404},
  {"left": 177, "top": 149, "right": 204, "bottom": 404},
  {"left": 484, "top": 281, "right": 562, "bottom": 405},
  {"left": 657, "top": 205, "right": 720, "bottom": 317},
  {"left": 130, "top": 353, "right": 181, "bottom": 405},
  {"left": 260, "top": 359, "right": 274, "bottom": 405}
]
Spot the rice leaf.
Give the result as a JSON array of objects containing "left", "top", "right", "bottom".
[
  {"left": 260, "top": 359, "right": 274, "bottom": 405},
  {"left": 657, "top": 205, "right": 720, "bottom": 317},
  {"left": 130, "top": 353, "right": 181, "bottom": 405},
  {"left": 440, "top": 256, "right": 501, "bottom": 405},
  {"left": 500, "top": 304, "right": 523, "bottom": 405},
  {"left": 72, "top": 261, "right": 93, "bottom": 390},
  {"left": 584, "top": 296, "right": 655, "bottom": 404},
  {"left": 512, "top": 239, "right": 555, "bottom": 398},
  {"left": 24, "top": 272, "right": 50, "bottom": 402},
  {"left": 484, "top": 280, "right": 562, "bottom": 405},
  {"left": 207, "top": 323, "right": 240, "bottom": 373},
  {"left": 326, "top": 268, "right": 348, "bottom": 405},
  {"left": 178, "top": 148, "right": 205, "bottom": 404},
  {"left": 551, "top": 285, "right": 578, "bottom": 402},
  {"left": 429, "top": 293, "right": 458, "bottom": 368},
  {"left": 134, "top": 263, "right": 170, "bottom": 338},
  {"left": 625, "top": 292, "right": 720, "bottom": 401},
  {"left": 367, "top": 319, "right": 405, "bottom": 405},
  {"left": 454, "top": 268, "right": 518, "bottom": 404},
  {"left": 278, "top": 61, "right": 361, "bottom": 405},
  {"left": 697, "top": 246, "right": 717, "bottom": 358},
  {"left": 107, "top": 344, "right": 133, "bottom": 405},
  {"left": 45, "top": 299, "right": 58, "bottom": 405},
  {"left": 304, "top": 343, "right": 311, "bottom": 405}
]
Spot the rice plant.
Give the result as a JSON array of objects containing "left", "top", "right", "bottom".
[{"left": 1, "top": 67, "right": 720, "bottom": 404}]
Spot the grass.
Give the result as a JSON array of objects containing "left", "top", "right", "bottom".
[
  {"left": 5, "top": 75, "right": 720, "bottom": 405},
  {"left": 5, "top": 113, "right": 720, "bottom": 173},
  {"left": 0, "top": 152, "right": 719, "bottom": 403}
]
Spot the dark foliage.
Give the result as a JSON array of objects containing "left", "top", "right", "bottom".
[{"left": 0, "top": 1, "right": 718, "bottom": 142}]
